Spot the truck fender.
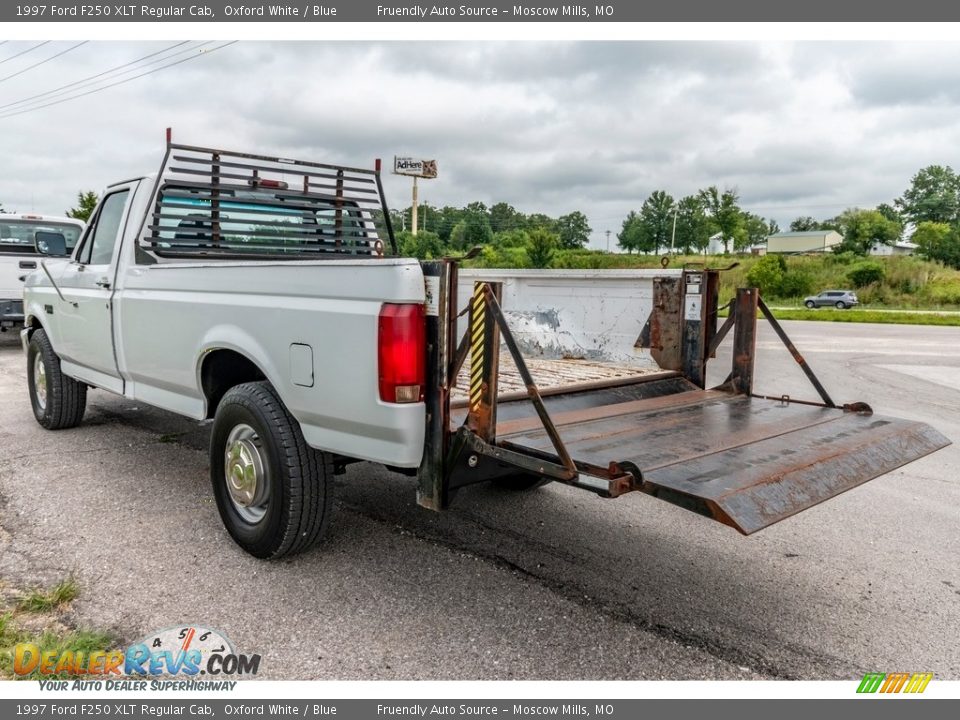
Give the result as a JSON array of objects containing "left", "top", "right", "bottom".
[{"left": 195, "top": 327, "right": 284, "bottom": 419}]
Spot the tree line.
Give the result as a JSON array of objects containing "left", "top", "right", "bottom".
[
  {"left": 618, "top": 165, "right": 960, "bottom": 269},
  {"left": 617, "top": 186, "right": 779, "bottom": 255},
  {"left": 385, "top": 202, "right": 592, "bottom": 268}
]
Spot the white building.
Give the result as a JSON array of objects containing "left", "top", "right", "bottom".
[
  {"left": 766, "top": 230, "right": 843, "bottom": 254},
  {"left": 870, "top": 241, "right": 918, "bottom": 256}
]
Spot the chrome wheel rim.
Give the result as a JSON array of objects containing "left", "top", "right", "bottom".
[
  {"left": 224, "top": 423, "right": 269, "bottom": 524},
  {"left": 33, "top": 353, "right": 47, "bottom": 411}
]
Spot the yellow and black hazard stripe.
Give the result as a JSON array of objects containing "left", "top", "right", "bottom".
[{"left": 469, "top": 283, "right": 486, "bottom": 412}]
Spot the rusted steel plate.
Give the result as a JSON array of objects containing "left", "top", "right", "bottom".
[
  {"left": 501, "top": 393, "right": 838, "bottom": 467},
  {"left": 499, "top": 393, "right": 950, "bottom": 534},
  {"left": 641, "top": 410, "right": 950, "bottom": 534}
]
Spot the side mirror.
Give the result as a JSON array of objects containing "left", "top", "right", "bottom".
[{"left": 35, "top": 231, "right": 68, "bottom": 257}]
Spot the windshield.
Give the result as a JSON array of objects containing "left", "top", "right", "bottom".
[{"left": 0, "top": 220, "right": 83, "bottom": 254}]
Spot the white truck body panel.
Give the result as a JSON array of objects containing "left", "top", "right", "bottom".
[{"left": 23, "top": 171, "right": 427, "bottom": 468}]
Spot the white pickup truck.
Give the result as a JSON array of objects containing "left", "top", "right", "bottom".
[
  {"left": 0, "top": 213, "right": 83, "bottom": 331},
  {"left": 22, "top": 138, "right": 948, "bottom": 560}
]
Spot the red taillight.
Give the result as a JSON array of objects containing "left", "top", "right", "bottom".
[{"left": 378, "top": 303, "right": 425, "bottom": 404}]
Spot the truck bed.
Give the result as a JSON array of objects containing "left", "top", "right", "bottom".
[{"left": 450, "top": 355, "right": 662, "bottom": 406}]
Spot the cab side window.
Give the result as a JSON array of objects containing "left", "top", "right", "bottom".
[{"left": 77, "top": 190, "right": 129, "bottom": 265}]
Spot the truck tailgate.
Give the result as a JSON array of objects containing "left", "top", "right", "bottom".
[{"left": 496, "top": 390, "right": 949, "bottom": 534}]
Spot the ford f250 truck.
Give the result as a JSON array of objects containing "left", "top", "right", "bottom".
[
  {"left": 21, "top": 137, "right": 950, "bottom": 559},
  {"left": 1, "top": 213, "right": 82, "bottom": 330}
]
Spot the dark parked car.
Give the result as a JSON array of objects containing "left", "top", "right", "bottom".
[{"left": 804, "top": 290, "right": 859, "bottom": 309}]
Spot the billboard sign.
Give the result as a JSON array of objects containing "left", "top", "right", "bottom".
[{"left": 394, "top": 157, "right": 438, "bottom": 179}]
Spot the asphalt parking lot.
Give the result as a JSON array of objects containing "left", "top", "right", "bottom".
[{"left": 0, "top": 321, "right": 958, "bottom": 681}]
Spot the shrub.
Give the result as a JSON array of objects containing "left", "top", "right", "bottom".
[
  {"left": 924, "top": 279, "right": 960, "bottom": 305},
  {"left": 778, "top": 269, "right": 816, "bottom": 298},
  {"left": 745, "top": 255, "right": 787, "bottom": 296},
  {"left": 848, "top": 262, "right": 886, "bottom": 287}
]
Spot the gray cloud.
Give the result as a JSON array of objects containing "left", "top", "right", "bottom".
[{"left": 2, "top": 41, "right": 959, "bottom": 246}]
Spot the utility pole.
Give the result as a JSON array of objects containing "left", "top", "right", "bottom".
[
  {"left": 411, "top": 176, "right": 419, "bottom": 235},
  {"left": 605, "top": 229, "right": 611, "bottom": 252},
  {"left": 670, "top": 208, "right": 677, "bottom": 253}
]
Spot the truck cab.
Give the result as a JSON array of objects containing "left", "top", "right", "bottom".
[{"left": 0, "top": 213, "right": 82, "bottom": 331}]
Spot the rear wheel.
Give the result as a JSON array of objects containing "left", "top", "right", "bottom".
[
  {"left": 27, "top": 329, "right": 86, "bottom": 430},
  {"left": 804, "top": 300, "right": 816, "bottom": 309},
  {"left": 210, "top": 381, "right": 332, "bottom": 559},
  {"left": 835, "top": 301, "right": 846, "bottom": 309}
]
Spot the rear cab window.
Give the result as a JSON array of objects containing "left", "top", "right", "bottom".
[{"left": 148, "top": 186, "right": 376, "bottom": 258}]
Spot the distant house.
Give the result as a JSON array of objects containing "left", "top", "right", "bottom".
[
  {"left": 870, "top": 241, "right": 918, "bottom": 256},
  {"left": 766, "top": 230, "right": 843, "bottom": 254}
]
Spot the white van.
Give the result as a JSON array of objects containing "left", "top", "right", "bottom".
[{"left": 0, "top": 213, "right": 84, "bottom": 331}]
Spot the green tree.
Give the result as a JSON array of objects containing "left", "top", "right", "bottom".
[
  {"left": 492, "top": 229, "right": 530, "bottom": 248},
  {"left": 637, "top": 190, "right": 675, "bottom": 254},
  {"left": 741, "top": 212, "right": 776, "bottom": 252},
  {"left": 912, "top": 221, "right": 960, "bottom": 269},
  {"left": 525, "top": 227, "right": 557, "bottom": 268},
  {"left": 896, "top": 165, "right": 960, "bottom": 225},
  {"left": 556, "top": 210, "right": 592, "bottom": 249},
  {"left": 489, "top": 202, "right": 525, "bottom": 233},
  {"left": 745, "top": 254, "right": 787, "bottom": 296},
  {"left": 449, "top": 204, "right": 493, "bottom": 250},
  {"left": 875, "top": 202, "right": 902, "bottom": 228},
  {"left": 524, "top": 213, "right": 557, "bottom": 232},
  {"left": 847, "top": 262, "right": 886, "bottom": 287},
  {"left": 65, "top": 190, "right": 99, "bottom": 222},
  {"left": 699, "top": 186, "right": 744, "bottom": 254},
  {"left": 434, "top": 206, "right": 465, "bottom": 244},
  {"left": 673, "top": 195, "right": 711, "bottom": 253},
  {"left": 834, "top": 208, "right": 902, "bottom": 255},
  {"left": 616, "top": 210, "right": 644, "bottom": 254},
  {"left": 397, "top": 230, "right": 445, "bottom": 259},
  {"left": 790, "top": 216, "right": 820, "bottom": 231}
]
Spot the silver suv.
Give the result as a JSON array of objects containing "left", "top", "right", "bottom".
[{"left": 804, "top": 290, "right": 859, "bottom": 309}]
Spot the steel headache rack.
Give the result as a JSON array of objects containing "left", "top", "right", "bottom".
[{"left": 138, "top": 130, "right": 397, "bottom": 260}]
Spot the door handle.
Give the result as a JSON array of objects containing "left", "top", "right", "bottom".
[
  {"left": 96, "top": 278, "right": 112, "bottom": 289},
  {"left": 19, "top": 260, "right": 37, "bottom": 269}
]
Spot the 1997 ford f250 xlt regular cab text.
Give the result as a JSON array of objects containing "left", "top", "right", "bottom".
[{"left": 21, "top": 137, "right": 949, "bottom": 559}]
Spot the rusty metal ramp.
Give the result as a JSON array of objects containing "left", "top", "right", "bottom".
[{"left": 497, "top": 391, "right": 950, "bottom": 534}]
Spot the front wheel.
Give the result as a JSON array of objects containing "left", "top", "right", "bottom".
[
  {"left": 835, "top": 301, "right": 846, "bottom": 309},
  {"left": 27, "top": 328, "right": 87, "bottom": 430},
  {"left": 804, "top": 300, "right": 816, "bottom": 309},
  {"left": 210, "top": 381, "right": 332, "bottom": 559}
]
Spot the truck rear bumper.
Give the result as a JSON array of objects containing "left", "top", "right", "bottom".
[{"left": 1, "top": 299, "right": 24, "bottom": 328}]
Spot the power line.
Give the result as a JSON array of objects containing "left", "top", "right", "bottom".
[
  {"left": 0, "top": 42, "right": 238, "bottom": 121},
  {"left": 0, "top": 41, "right": 51, "bottom": 66},
  {"left": 0, "top": 41, "right": 194, "bottom": 112},
  {"left": 0, "top": 42, "right": 89, "bottom": 85}
]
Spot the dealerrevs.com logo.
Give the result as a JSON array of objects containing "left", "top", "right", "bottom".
[{"left": 15, "top": 625, "right": 260, "bottom": 690}]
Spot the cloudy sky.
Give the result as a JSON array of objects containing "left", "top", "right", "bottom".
[{"left": 1, "top": 40, "right": 958, "bottom": 247}]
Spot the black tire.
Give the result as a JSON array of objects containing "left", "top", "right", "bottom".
[
  {"left": 210, "top": 381, "right": 332, "bottom": 559},
  {"left": 27, "top": 328, "right": 87, "bottom": 430},
  {"left": 835, "top": 301, "right": 846, "bottom": 309},
  {"left": 804, "top": 300, "right": 816, "bottom": 309},
  {"left": 492, "top": 474, "right": 552, "bottom": 492}
]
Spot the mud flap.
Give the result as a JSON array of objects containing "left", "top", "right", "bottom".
[{"left": 499, "top": 393, "right": 950, "bottom": 535}]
